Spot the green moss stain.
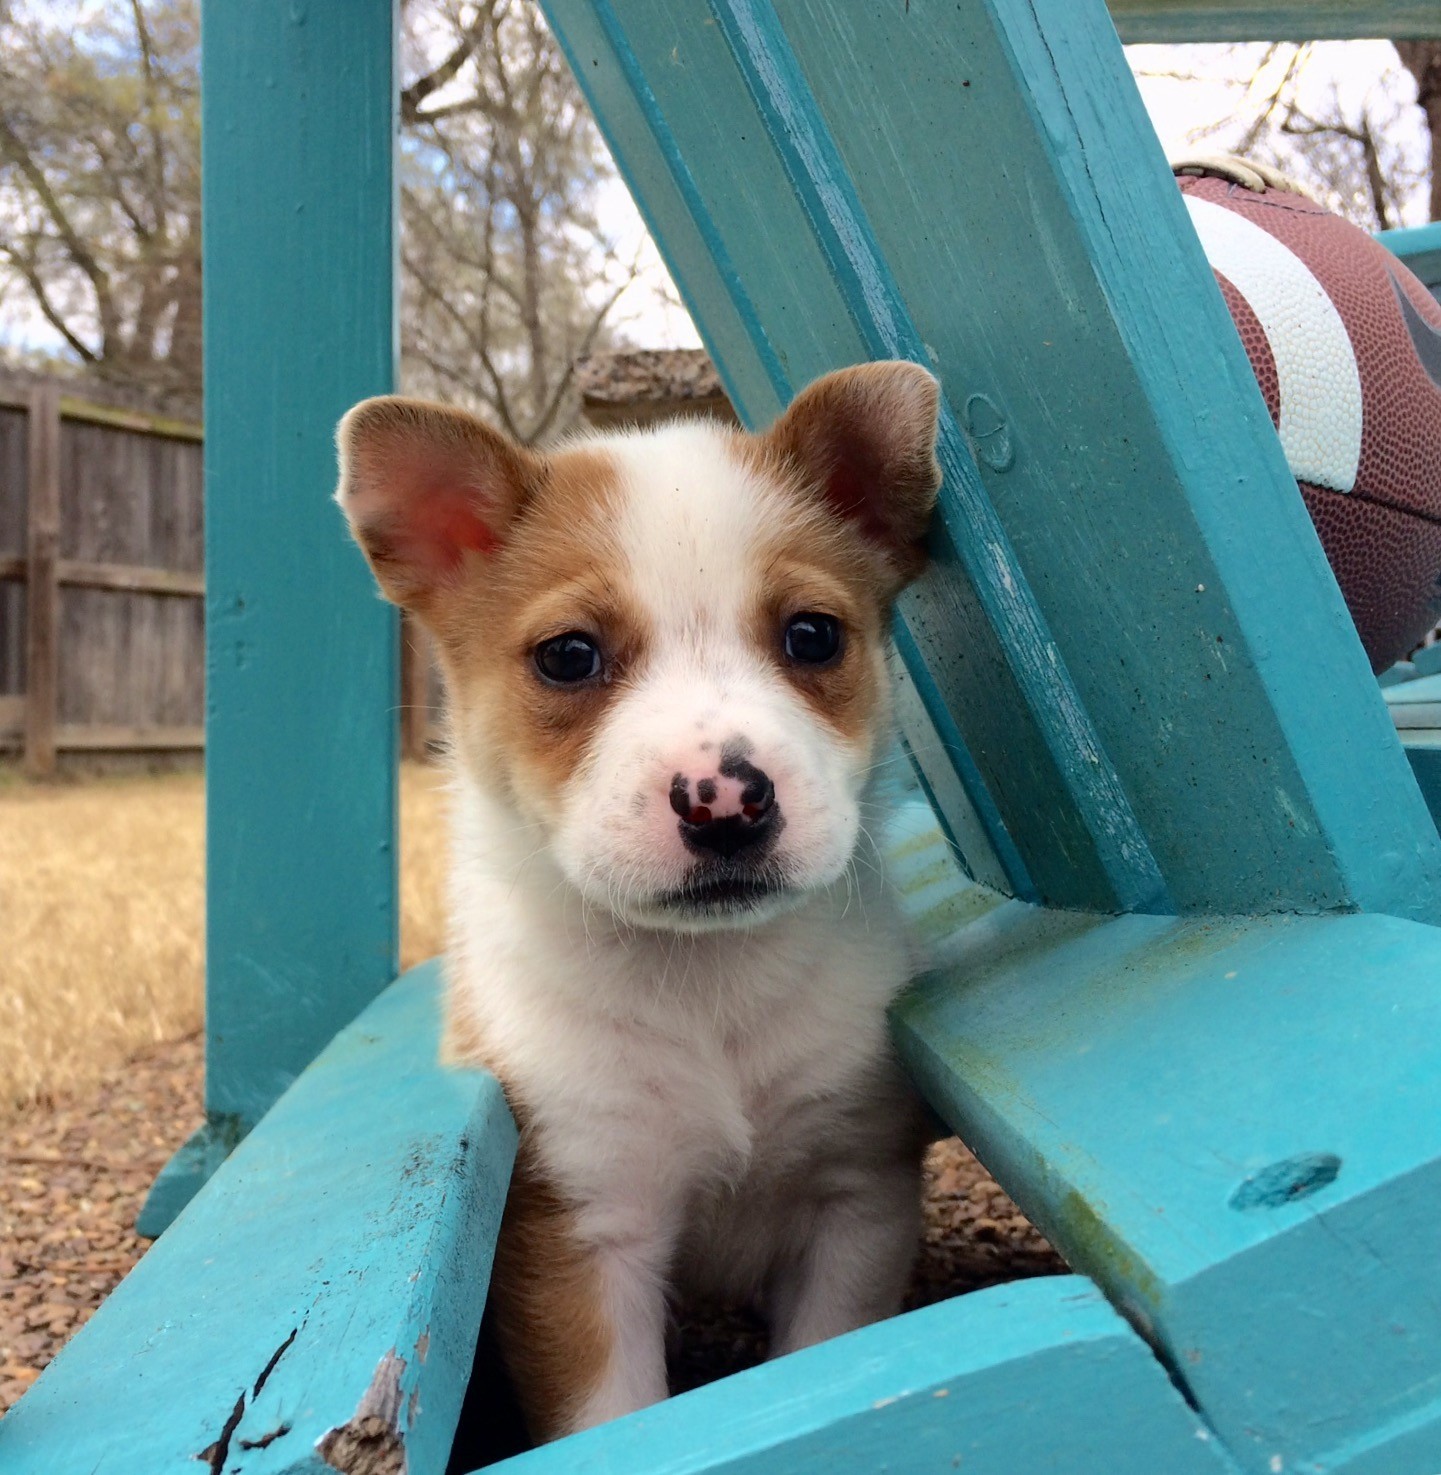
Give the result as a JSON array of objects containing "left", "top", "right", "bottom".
[
  {"left": 912, "top": 884, "right": 1009, "bottom": 945},
  {"left": 896, "top": 853, "right": 962, "bottom": 897},
  {"left": 888, "top": 826, "right": 949, "bottom": 864},
  {"left": 1049, "top": 1189, "right": 1162, "bottom": 1316}
]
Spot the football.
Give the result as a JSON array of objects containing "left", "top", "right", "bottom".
[{"left": 1176, "top": 158, "right": 1441, "bottom": 672}]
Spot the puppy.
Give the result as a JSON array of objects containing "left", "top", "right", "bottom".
[{"left": 336, "top": 360, "right": 942, "bottom": 1442}]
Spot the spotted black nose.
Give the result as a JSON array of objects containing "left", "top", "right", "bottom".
[{"left": 669, "top": 757, "right": 778, "bottom": 859}]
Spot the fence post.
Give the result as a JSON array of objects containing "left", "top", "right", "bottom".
[
  {"left": 400, "top": 611, "right": 431, "bottom": 761},
  {"left": 24, "top": 384, "right": 60, "bottom": 778}
]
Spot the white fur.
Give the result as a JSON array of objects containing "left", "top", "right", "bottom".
[{"left": 447, "top": 421, "right": 921, "bottom": 1436}]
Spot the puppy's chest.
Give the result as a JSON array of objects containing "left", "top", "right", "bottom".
[
  {"left": 609, "top": 995, "right": 871, "bottom": 1170},
  {"left": 529, "top": 976, "right": 889, "bottom": 1219},
  {"left": 476, "top": 886, "right": 911, "bottom": 1210}
]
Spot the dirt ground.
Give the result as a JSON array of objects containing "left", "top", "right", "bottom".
[{"left": 0, "top": 762, "right": 1064, "bottom": 1421}]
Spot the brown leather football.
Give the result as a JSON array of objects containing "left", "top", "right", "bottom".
[{"left": 1177, "top": 164, "right": 1441, "bottom": 672}]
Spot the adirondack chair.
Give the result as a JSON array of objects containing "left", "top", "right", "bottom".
[{"left": 5, "top": 2, "right": 1441, "bottom": 1472}]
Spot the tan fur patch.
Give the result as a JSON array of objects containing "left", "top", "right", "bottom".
[
  {"left": 442, "top": 1003, "right": 610, "bottom": 1443},
  {"left": 729, "top": 363, "right": 941, "bottom": 747},
  {"left": 754, "top": 540, "right": 888, "bottom": 747},
  {"left": 746, "top": 361, "right": 941, "bottom": 597},
  {"left": 726, "top": 435, "right": 892, "bottom": 748},
  {"left": 424, "top": 446, "right": 647, "bottom": 820},
  {"left": 439, "top": 977, "right": 495, "bottom": 1073},
  {"left": 337, "top": 396, "right": 544, "bottom": 613},
  {"left": 490, "top": 1139, "right": 612, "bottom": 1443}
]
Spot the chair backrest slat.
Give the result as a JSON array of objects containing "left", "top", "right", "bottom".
[{"left": 544, "top": 0, "right": 1441, "bottom": 919}]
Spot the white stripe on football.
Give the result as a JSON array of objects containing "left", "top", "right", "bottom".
[{"left": 1185, "top": 194, "right": 1363, "bottom": 495}]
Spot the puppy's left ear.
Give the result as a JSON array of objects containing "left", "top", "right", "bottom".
[{"left": 762, "top": 360, "right": 942, "bottom": 592}]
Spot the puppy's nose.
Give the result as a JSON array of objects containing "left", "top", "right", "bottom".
[{"left": 669, "top": 763, "right": 777, "bottom": 859}]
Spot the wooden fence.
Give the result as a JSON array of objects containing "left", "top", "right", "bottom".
[
  {"left": 0, "top": 384, "right": 206, "bottom": 773},
  {"left": 0, "top": 381, "right": 437, "bottom": 774}
]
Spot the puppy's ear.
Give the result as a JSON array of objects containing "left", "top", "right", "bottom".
[
  {"left": 762, "top": 361, "right": 942, "bottom": 592},
  {"left": 336, "top": 396, "right": 540, "bottom": 611}
]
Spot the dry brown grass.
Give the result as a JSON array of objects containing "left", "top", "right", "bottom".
[
  {"left": 399, "top": 761, "right": 449, "bottom": 968},
  {"left": 0, "top": 761, "right": 448, "bottom": 1121}
]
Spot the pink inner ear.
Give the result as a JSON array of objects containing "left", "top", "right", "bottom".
[
  {"left": 823, "top": 435, "right": 893, "bottom": 548},
  {"left": 402, "top": 481, "right": 502, "bottom": 575},
  {"left": 422, "top": 484, "right": 502, "bottom": 556}
]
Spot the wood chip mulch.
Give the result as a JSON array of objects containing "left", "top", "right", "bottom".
[
  {"left": 1, "top": 1035, "right": 1064, "bottom": 1421},
  {"left": 0, "top": 1033, "right": 203, "bottom": 1416},
  {"left": 911, "top": 1138, "right": 1069, "bottom": 1306}
]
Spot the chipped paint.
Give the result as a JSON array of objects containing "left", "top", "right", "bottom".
[
  {"left": 317, "top": 1350, "right": 408, "bottom": 1475},
  {"left": 196, "top": 1392, "right": 246, "bottom": 1475},
  {"left": 1274, "top": 786, "right": 1315, "bottom": 838}
]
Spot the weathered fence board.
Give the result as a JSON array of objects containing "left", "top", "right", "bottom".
[
  {"left": 0, "top": 404, "right": 24, "bottom": 717},
  {"left": 23, "top": 386, "right": 60, "bottom": 774},
  {"left": 0, "top": 385, "right": 447, "bottom": 766},
  {"left": 0, "top": 384, "right": 206, "bottom": 767}
]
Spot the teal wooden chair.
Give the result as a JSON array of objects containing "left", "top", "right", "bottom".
[{"left": 5, "top": 2, "right": 1441, "bottom": 1472}]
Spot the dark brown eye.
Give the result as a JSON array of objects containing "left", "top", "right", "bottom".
[
  {"left": 784, "top": 613, "right": 842, "bottom": 665},
  {"left": 534, "top": 632, "right": 602, "bottom": 684}
]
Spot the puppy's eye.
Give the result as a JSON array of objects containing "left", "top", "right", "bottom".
[
  {"left": 783, "top": 612, "right": 842, "bottom": 665},
  {"left": 534, "top": 632, "right": 602, "bottom": 684}
]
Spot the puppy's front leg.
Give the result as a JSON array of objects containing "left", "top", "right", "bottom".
[
  {"left": 492, "top": 1155, "right": 670, "bottom": 1441},
  {"left": 767, "top": 1167, "right": 921, "bottom": 1357},
  {"left": 568, "top": 1239, "right": 669, "bottom": 1433}
]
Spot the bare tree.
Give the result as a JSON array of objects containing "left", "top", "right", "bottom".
[
  {"left": 0, "top": 0, "right": 658, "bottom": 432},
  {"left": 398, "top": 0, "right": 651, "bottom": 442},
  {"left": 0, "top": 0, "right": 201, "bottom": 406},
  {"left": 1137, "top": 41, "right": 1436, "bottom": 231}
]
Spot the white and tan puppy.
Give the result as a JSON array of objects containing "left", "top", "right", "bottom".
[{"left": 336, "top": 361, "right": 942, "bottom": 1442}]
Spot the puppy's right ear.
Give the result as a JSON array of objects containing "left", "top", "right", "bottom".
[{"left": 336, "top": 396, "right": 540, "bottom": 612}]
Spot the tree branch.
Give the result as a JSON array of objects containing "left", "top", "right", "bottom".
[
  {"left": 401, "top": 239, "right": 523, "bottom": 440},
  {"left": 401, "top": 8, "right": 490, "bottom": 126},
  {"left": 129, "top": 0, "right": 168, "bottom": 237},
  {"left": 0, "top": 115, "right": 119, "bottom": 350},
  {"left": 526, "top": 273, "right": 634, "bottom": 444},
  {"left": 0, "top": 242, "right": 100, "bottom": 363},
  {"left": 1281, "top": 104, "right": 1396, "bottom": 229}
]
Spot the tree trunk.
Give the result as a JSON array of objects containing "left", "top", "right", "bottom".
[
  {"left": 517, "top": 204, "right": 548, "bottom": 441},
  {"left": 1396, "top": 41, "right": 1441, "bottom": 222},
  {"left": 168, "top": 244, "right": 204, "bottom": 395}
]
